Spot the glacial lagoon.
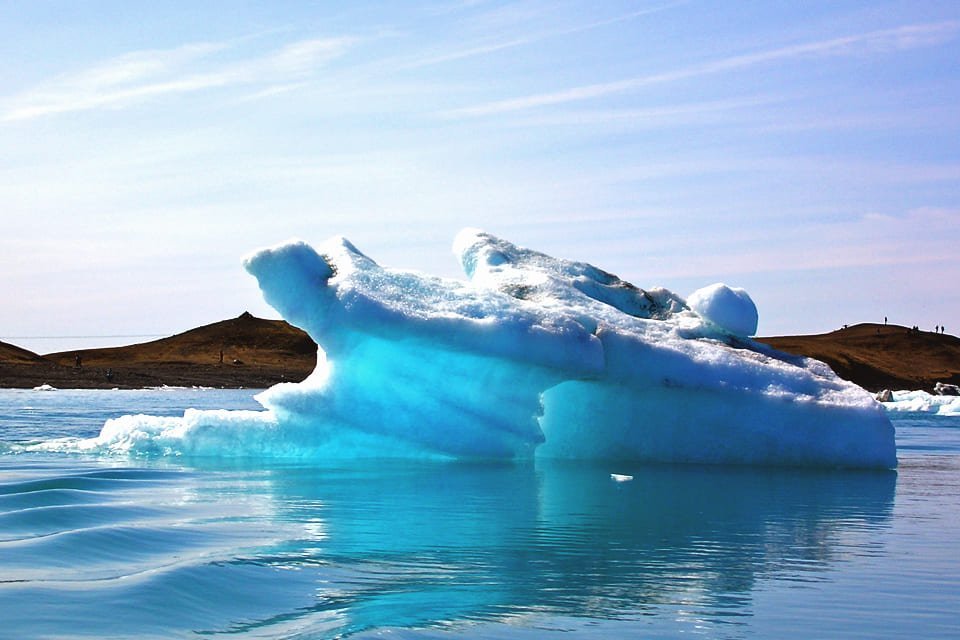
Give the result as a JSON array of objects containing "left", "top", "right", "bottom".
[{"left": 1, "top": 388, "right": 958, "bottom": 638}]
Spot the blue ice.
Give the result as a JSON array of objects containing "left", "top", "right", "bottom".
[{"left": 42, "top": 230, "right": 896, "bottom": 468}]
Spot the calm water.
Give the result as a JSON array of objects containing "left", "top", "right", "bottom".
[{"left": 1, "top": 389, "right": 958, "bottom": 639}]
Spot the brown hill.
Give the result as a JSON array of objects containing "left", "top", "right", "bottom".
[
  {"left": 0, "top": 341, "right": 59, "bottom": 388},
  {"left": 0, "top": 313, "right": 317, "bottom": 389},
  {"left": 0, "top": 340, "right": 43, "bottom": 364},
  {"left": 758, "top": 323, "right": 960, "bottom": 392}
]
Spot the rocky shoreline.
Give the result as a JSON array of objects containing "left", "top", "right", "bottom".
[{"left": 1, "top": 316, "right": 956, "bottom": 393}]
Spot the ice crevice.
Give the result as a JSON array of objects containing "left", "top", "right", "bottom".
[{"left": 45, "top": 229, "right": 896, "bottom": 468}]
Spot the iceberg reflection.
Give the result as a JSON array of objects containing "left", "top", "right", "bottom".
[
  {"left": 218, "top": 460, "right": 897, "bottom": 635},
  {"left": 0, "top": 455, "right": 896, "bottom": 638}
]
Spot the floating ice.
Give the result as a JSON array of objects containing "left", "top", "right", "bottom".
[
  {"left": 881, "top": 390, "right": 960, "bottom": 417},
  {"left": 56, "top": 230, "right": 896, "bottom": 468}
]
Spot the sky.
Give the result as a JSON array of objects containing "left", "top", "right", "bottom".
[{"left": 1, "top": 0, "right": 958, "bottom": 354}]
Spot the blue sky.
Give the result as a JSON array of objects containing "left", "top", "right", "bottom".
[{"left": 1, "top": 1, "right": 958, "bottom": 353}]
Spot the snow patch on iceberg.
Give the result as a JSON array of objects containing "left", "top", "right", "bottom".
[
  {"left": 687, "top": 283, "right": 758, "bottom": 338},
  {"left": 52, "top": 230, "right": 895, "bottom": 468}
]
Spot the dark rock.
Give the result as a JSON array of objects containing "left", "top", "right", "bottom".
[{"left": 934, "top": 382, "right": 960, "bottom": 396}]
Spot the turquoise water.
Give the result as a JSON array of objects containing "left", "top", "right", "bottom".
[{"left": 1, "top": 389, "right": 958, "bottom": 638}]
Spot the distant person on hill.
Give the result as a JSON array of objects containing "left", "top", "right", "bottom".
[{"left": 74, "top": 354, "right": 82, "bottom": 368}]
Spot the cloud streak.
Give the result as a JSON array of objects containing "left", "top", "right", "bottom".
[
  {"left": 1, "top": 36, "right": 358, "bottom": 121},
  {"left": 403, "top": 2, "right": 686, "bottom": 68},
  {"left": 444, "top": 21, "right": 960, "bottom": 118}
]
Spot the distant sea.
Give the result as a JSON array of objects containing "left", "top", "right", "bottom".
[{"left": 1, "top": 388, "right": 958, "bottom": 639}]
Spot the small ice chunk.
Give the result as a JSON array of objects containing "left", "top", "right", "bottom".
[{"left": 687, "top": 283, "right": 758, "bottom": 337}]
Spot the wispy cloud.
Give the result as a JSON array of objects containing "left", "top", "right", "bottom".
[
  {"left": 642, "top": 204, "right": 960, "bottom": 282},
  {"left": 237, "top": 82, "right": 312, "bottom": 103},
  {"left": 1, "top": 36, "right": 358, "bottom": 122},
  {"left": 404, "top": 2, "right": 685, "bottom": 68},
  {"left": 443, "top": 21, "right": 960, "bottom": 118},
  {"left": 499, "top": 94, "right": 785, "bottom": 129}
]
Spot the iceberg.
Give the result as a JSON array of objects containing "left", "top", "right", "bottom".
[
  {"left": 880, "top": 390, "right": 960, "bottom": 416},
  {"left": 236, "top": 228, "right": 894, "bottom": 468},
  {"left": 49, "top": 229, "right": 895, "bottom": 468}
]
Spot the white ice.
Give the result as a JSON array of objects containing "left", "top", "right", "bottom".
[
  {"left": 881, "top": 390, "right": 960, "bottom": 417},
  {"left": 46, "top": 230, "right": 896, "bottom": 468}
]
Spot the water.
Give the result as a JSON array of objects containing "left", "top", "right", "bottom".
[{"left": 1, "top": 389, "right": 958, "bottom": 638}]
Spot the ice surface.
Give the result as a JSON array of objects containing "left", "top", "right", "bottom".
[
  {"left": 55, "top": 230, "right": 896, "bottom": 468},
  {"left": 882, "top": 390, "right": 960, "bottom": 417},
  {"left": 686, "top": 283, "right": 758, "bottom": 338}
]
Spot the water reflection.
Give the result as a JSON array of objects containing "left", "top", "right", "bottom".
[
  {"left": 0, "top": 454, "right": 898, "bottom": 638},
  {"left": 209, "top": 460, "right": 896, "bottom": 635}
]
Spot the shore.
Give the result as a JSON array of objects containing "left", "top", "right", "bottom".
[{"left": 1, "top": 316, "right": 956, "bottom": 392}]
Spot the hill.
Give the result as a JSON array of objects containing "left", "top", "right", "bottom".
[
  {"left": 0, "top": 341, "right": 60, "bottom": 389},
  {"left": 0, "top": 313, "right": 316, "bottom": 389},
  {"left": 758, "top": 323, "right": 960, "bottom": 392},
  {"left": 0, "top": 340, "right": 44, "bottom": 364}
]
